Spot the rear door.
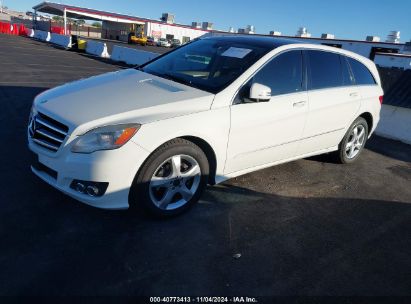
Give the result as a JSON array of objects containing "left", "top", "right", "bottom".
[
  {"left": 346, "top": 56, "right": 382, "bottom": 133},
  {"left": 297, "top": 50, "right": 361, "bottom": 155}
]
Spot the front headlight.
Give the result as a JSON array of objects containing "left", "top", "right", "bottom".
[{"left": 71, "top": 124, "right": 141, "bottom": 154}]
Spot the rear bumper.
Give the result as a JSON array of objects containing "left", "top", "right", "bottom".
[
  {"left": 29, "top": 140, "right": 150, "bottom": 210},
  {"left": 369, "top": 108, "right": 381, "bottom": 138}
]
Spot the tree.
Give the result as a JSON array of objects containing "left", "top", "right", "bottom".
[
  {"left": 52, "top": 15, "right": 63, "bottom": 22},
  {"left": 72, "top": 19, "right": 85, "bottom": 26},
  {"left": 91, "top": 22, "right": 102, "bottom": 28}
]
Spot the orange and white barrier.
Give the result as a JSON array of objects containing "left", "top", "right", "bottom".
[{"left": 0, "top": 22, "right": 27, "bottom": 36}]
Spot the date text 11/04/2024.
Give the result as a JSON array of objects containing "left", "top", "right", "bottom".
[{"left": 149, "top": 297, "right": 258, "bottom": 303}]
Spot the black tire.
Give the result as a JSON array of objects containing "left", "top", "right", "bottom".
[
  {"left": 129, "top": 139, "right": 209, "bottom": 218},
  {"left": 336, "top": 117, "right": 369, "bottom": 164}
]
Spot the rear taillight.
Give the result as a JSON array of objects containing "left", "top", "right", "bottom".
[{"left": 379, "top": 96, "right": 384, "bottom": 104}]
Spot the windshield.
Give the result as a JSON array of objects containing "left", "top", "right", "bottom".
[{"left": 141, "top": 38, "right": 273, "bottom": 94}]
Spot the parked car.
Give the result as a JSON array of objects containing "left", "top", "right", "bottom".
[
  {"left": 28, "top": 36, "right": 383, "bottom": 217},
  {"left": 147, "top": 37, "right": 157, "bottom": 46},
  {"left": 157, "top": 38, "right": 171, "bottom": 47},
  {"left": 171, "top": 39, "right": 182, "bottom": 48}
]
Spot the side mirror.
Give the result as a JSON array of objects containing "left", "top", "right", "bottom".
[
  {"left": 249, "top": 83, "right": 271, "bottom": 102},
  {"left": 250, "top": 83, "right": 271, "bottom": 101}
]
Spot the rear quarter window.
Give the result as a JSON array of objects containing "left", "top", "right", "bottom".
[
  {"left": 347, "top": 57, "right": 376, "bottom": 85},
  {"left": 341, "top": 55, "right": 355, "bottom": 86},
  {"left": 307, "top": 50, "right": 344, "bottom": 90}
]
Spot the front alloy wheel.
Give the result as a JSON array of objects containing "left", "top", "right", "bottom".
[
  {"left": 130, "top": 139, "right": 209, "bottom": 217},
  {"left": 149, "top": 155, "right": 201, "bottom": 211}
]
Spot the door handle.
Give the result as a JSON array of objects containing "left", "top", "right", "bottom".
[
  {"left": 293, "top": 101, "right": 307, "bottom": 108},
  {"left": 350, "top": 92, "right": 359, "bottom": 97}
]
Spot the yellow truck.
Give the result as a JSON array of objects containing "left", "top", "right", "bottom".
[{"left": 128, "top": 32, "right": 147, "bottom": 46}]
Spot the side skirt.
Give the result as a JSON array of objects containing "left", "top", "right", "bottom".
[{"left": 215, "top": 146, "right": 338, "bottom": 185}]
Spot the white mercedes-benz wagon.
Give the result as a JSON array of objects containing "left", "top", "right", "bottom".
[{"left": 28, "top": 36, "right": 383, "bottom": 216}]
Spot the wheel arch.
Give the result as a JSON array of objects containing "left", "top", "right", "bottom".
[
  {"left": 359, "top": 112, "right": 373, "bottom": 134},
  {"left": 179, "top": 136, "right": 217, "bottom": 185},
  {"left": 128, "top": 135, "right": 218, "bottom": 211},
  {"left": 134, "top": 135, "right": 218, "bottom": 186}
]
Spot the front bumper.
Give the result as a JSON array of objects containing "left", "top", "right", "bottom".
[{"left": 28, "top": 139, "right": 150, "bottom": 210}]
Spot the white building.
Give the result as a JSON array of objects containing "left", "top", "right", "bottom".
[{"left": 33, "top": 2, "right": 212, "bottom": 43}]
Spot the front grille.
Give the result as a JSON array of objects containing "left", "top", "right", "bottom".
[{"left": 29, "top": 112, "right": 69, "bottom": 152}]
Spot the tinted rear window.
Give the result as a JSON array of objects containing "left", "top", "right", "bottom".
[
  {"left": 347, "top": 57, "right": 376, "bottom": 85},
  {"left": 307, "top": 50, "right": 343, "bottom": 90},
  {"left": 341, "top": 55, "right": 355, "bottom": 86}
]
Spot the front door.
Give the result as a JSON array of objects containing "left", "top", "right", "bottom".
[{"left": 225, "top": 50, "right": 308, "bottom": 174}]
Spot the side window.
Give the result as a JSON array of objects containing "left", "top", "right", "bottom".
[
  {"left": 252, "top": 50, "right": 303, "bottom": 96},
  {"left": 341, "top": 55, "right": 355, "bottom": 86},
  {"left": 347, "top": 57, "right": 376, "bottom": 85},
  {"left": 307, "top": 50, "right": 344, "bottom": 90}
]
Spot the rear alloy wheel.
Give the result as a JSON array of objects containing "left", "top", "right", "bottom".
[
  {"left": 129, "top": 139, "right": 209, "bottom": 217},
  {"left": 337, "top": 117, "right": 369, "bottom": 164}
]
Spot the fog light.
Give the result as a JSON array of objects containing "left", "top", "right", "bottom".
[
  {"left": 86, "top": 185, "right": 99, "bottom": 197},
  {"left": 75, "top": 182, "right": 86, "bottom": 193},
  {"left": 70, "top": 180, "right": 109, "bottom": 197}
]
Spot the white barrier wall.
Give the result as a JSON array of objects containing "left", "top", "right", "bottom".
[
  {"left": 111, "top": 45, "right": 159, "bottom": 66},
  {"left": 85, "top": 40, "right": 110, "bottom": 58},
  {"left": 375, "top": 54, "right": 411, "bottom": 70},
  {"left": 34, "top": 30, "right": 51, "bottom": 42},
  {"left": 376, "top": 104, "right": 411, "bottom": 144},
  {"left": 145, "top": 22, "right": 208, "bottom": 41},
  {"left": 27, "top": 28, "right": 35, "bottom": 38},
  {"left": 50, "top": 33, "right": 72, "bottom": 49}
]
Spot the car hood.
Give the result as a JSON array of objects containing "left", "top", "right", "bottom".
[{"left": 34, "top": 69, "right": 214, "bottom": 135}]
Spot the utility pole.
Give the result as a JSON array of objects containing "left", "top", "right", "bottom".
[
  {"left": 64, "top": 8, "right": 67, "bottom": 35},
  {"left": 0, "top": 0, "right": 3, "bottom": 14}
]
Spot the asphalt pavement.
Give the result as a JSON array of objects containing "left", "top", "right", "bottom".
[{"left": 1, "top": 34, "right": 410, "bottom": 298}]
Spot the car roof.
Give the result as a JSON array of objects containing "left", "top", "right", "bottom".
[
  {"left": 202, "top": 35, "right": 299, "bottom": 50},
  {"left": 200, "top": 35, "right": 381, "bottom": 85}
]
